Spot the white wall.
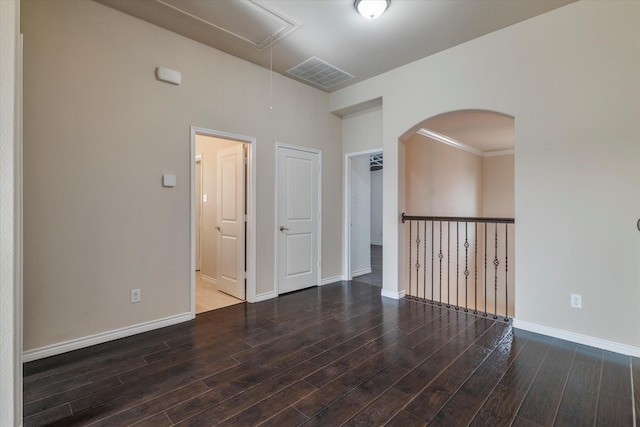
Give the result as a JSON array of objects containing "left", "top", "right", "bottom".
[
  {"left": 370, "top": 168, "right": 383, "bottom": 246},
  {"left": 22, "top": 0, "right": 342, "bottom": 352},
  {"left": 331, "top": 1, "right": 640, "bottom": 349},
  {"left": 350, "top": 155, "right": 371, "bottom": 276},
  {"left": 0, "top": 0, "right": 20, "bottom": 423}
]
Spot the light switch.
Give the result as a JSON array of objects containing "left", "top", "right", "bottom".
[
  {"left": 203, "top": 194, "right": 208, "bottom": 203},
  {"left": 163, "top": 174, "right": 176, "bottom": 187}
]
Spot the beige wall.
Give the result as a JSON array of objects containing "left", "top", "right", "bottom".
[
  {"left": 22, "top": 0, "right": 342, "bottom": 351},
  {"left": 482, "top": 154, "right": 514, "bottom": 218},
  {"left": 405, "top": 134, "right": 483, "bottom": 217},
  {"left": 342, "top": 105, "right": 382, "bottom": 155},
  {"left": 350, "top": 154, "right": 371, "bottom": 276},
  {"left": 0, "top": 0, "right": 21, "bottom": 423},
  {"left": 195, "top": 136, "right": 239, "bottom": 281},
  {"left": 331, "top": 1, "right": 640, "bottom": 348}
]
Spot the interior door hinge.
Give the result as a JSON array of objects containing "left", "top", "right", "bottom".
[{"left": 244, "top": 214, "right": 247, "bottom": 222}]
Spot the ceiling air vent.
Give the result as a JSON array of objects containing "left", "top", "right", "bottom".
[{"left": 287, "top": 57, "right": 354, "bottom": 90}]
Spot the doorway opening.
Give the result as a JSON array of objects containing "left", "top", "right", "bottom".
[
  {"left": 344, "top": 148, "right": 383, "bottom": 286},
  {"left": 191, "top": 127, "right": 257, "bottom": 315},
  {"left": 400, "top": 109, "right": 515, "bottom": 318}
]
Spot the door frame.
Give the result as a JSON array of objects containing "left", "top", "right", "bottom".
[
  {"left": 274, "top": 143, "right": 322, "bottom": 294},
  {"left": 343, "top": 148, "right": 383, "bottom": 280},
  {"left": 194, "top": 154, "right": 202, "bottom": 272},
  {"left": 190, "top": 127, "right": 257, "bottom": 315}
]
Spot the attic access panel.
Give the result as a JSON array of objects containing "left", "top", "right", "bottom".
[{"left": 154, "top": 0, "right": 301, "bottom": 50}]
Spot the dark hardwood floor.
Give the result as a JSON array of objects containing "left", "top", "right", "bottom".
[
  {"left": 351, "top": 245, "right": 382, "bottom": 287},
  {"left": 24, "top": 280, "right": 639, "bottom": 426}
]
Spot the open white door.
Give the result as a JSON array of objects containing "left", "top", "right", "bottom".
[
  {"left": 277, "top": 146, "right": 320, "bottom": 294},
  {"left": 216, "top": 144, "right": 245, "bottom": 300},
  {"left": 195, "top": 156, "right": 202, "bottom": 271}
]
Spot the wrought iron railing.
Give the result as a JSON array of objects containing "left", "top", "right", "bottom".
[{"left": 401, "top": 213, "right": 515, "bottom": 322}]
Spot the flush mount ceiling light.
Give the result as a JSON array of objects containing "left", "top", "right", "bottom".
[{"left": 354, "top": 0, "right": 390, "bottom": 20}]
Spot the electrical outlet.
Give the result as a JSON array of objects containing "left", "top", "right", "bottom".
[
  {"left": 570, "top": 293, "right": 582, "bottom": 309},
  {"left": 131, "top": 288, "right": 141, "bottom": 303}
]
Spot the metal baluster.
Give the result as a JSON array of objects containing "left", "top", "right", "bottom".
[
  {"left": 423, "top": 220, "right": 427, "bottom": 302},
  {"left": 456, "top": 222, "right": 459, "bottom": 310},
  {"left": 505, "top": 223, "right": 509, "bottom": 322},
  {"left": 409, "top": 221, "right": 412, "bottom": 299},
  {"left": 447, "top": 221, "right": 451, "bottom": 308},
  {"left": 484, "top": 222, "right": 488, "bottom": 317},
  {"left": 464, "top": 222, "right": 469, "bottom": 312},
  {"left": 474, "top": 222, "right": 478, "bottom": 314},
  {"left": 493, "top": 223, "right": 499, "bottom": 319},
  {"left": 415, "top": 221, "right": 420, "bottom": 300},
  {"left": 431, "top": 220, "right": 434, "bottom": 304},
  {"left": 438, "top": 221, "right": 443, "bottom": 306}
]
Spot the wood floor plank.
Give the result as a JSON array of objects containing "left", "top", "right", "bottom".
[
  {"left": 22, "top": 403, "right": 71, "bottom": 427},
  {"left": 23, "top": 342, "right": 167, "bottom": 393},
  {"left": 258, "top": 406, "right": 309, "bottom": 427},
  {"left": 173, "top": 366, "right": 318, "bottom": 425},
  {"left": 596, "top": 390, "right": 633, "bottom": 426},
  {"left": 632, "top": 357, "right": 640, "bottom": 426},
  {"left": 215, "top": 381, "right": 317, "bottom": 427},
  {"left": 68, "top": 356, "right": 239, "bottom": 416},
  {"left": 402, "top": 342, "right": 494, "bottom": 422},
  {"left": 428, "top": 329, "right": 532, "bottom": 427},
  {"left": 547, "top": 348, "right": 603, "bottom": 427},
  {"left": 467, "top": 334, "right": 553, "bottom": 427},
  {"left": 88, "top": 381, "right": 210, "bottom": 426},
  {"left": 164, "top": 358, "right": 318, "bottom": 424},
  {"left": 343, "top": 386, "right": 411, "bottom": 427},
  {"left": 305, "top": 328, "right": 405, "bottom": 388},
  {"left": 393, "top": 317, "right": 492, "bottom": 396},
  {"left": 599, "top": 350, "right": 632, "bottom": 398},
  {"left": 342, "top": 313, "right": 485, "bottom": 426},
  {"left": 386, "top": 408, "right": 427, "bottom": 427},
  {"left": 302, "top": 364, "right": 409, "bottom": 425},
  {"left": 293, "top": 341, "right": 408, "bottom": 417},
  {"left": 23, "top": 375, "right": 122, "bottom": 418},
  {"left": 118, "top": 338, "right": 249, "bottom": 384},
  {"left": 23, "top": 356, "right": 148, "bottom": 404},
  {"left": 129, "top": 412, "right": 173, "bottom": 427},
  {"left": 22, "top": 282, "right": 635, "bottom": 427},
  {"left": 516, "top": 338, "right": 576, "bottom": 426}
]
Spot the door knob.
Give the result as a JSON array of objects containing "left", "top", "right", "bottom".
[
  {"left": 215, "top": 226, "right": 221, "bottom": 232},
  {"left": 280, "top": 226, "right": 289, "bottom": 232}
]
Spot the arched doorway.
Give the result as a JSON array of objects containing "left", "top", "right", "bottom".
[{"left": 399, "top": 110, "right": 515, "bottom": 319}]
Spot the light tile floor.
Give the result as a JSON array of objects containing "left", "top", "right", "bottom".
[{"left": 195, "top": 272, "right": 244, "bottom": 314}]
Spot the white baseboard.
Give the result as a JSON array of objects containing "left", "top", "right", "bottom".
[
  {"left": 23, "top": 312, "right": 193, "bottom": 362},
  {"left": 381, "top": 288, "right": 405, "bottom": 300},
  {"left": 351, "top": 268, "right": 372, "bottom": 278},
  {"left": 253, "top": 291, "right": 277, "bottom": 302},
  {"left": 321, "top": 276, "right": 345, "bottom": 286},
  {"left": 201, "top": 274, "right": 217, "bottom": 284},
  {"left": 513, "top": 319, "right": 640, "bottom": 357}
]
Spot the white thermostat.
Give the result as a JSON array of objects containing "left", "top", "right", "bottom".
[{"left": 163, "top": 174, "right": 176, "bottom": 187}]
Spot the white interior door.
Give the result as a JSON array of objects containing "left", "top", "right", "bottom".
[
  {"left": 216, "top": 144, "right": 245, "bottom": 300},
  {"left": 195, "top": 157, "right": 202, "bottom": 271},
  {"left": 277, "top": 146, "right": 320, "bottom": 294}
]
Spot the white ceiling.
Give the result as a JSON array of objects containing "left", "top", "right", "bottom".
[
  {"left": 95, "top": 0, "right": 575, "bottom": 92},
  {"left": 423, "top": 110, "right": 515, "bottom": 153}
]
